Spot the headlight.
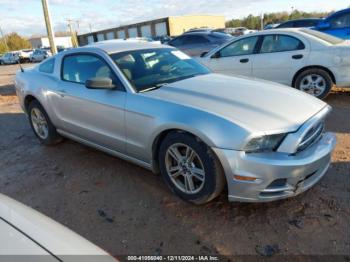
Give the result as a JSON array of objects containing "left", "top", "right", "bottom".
[{"left": 244, "top": 134, "right": 286, "bottom": 153}]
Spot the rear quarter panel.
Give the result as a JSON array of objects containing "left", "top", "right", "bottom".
[{"left": 15, "top": 68, "right": 61, "bottom": 127}]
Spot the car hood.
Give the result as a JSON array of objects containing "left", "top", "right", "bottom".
[
  {"left": 145, "top": 73, "right": 327, "bottom": 134},
  {"left": 0, "top": 194, "right": 115, "bottom": 260}
]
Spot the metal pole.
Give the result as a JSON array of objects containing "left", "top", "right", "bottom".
[
  {"left": 41, "top": 0, "right": 57, "bottom": 54},
  {"left": 67, "top": 19, "right": 78, "bottom": 48},
  {"left": 0, "top": 25, "right": 9, "bottom": 51}
]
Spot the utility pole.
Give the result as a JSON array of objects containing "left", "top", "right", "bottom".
[
  {"left": 41, "top": 0, "right": 57, "bottom": 54},
  {"left": 67, "top": 19, "right": 79, "bottom": 47},
  {"left": 260, "top": 13, "right": 264, "bottom": 30},
  {"left": 0, "top": 25, "right": 9, "bottom": 51}
]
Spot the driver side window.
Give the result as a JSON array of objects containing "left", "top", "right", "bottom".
[
  {"left": 219, "top": 36, "right": 258, "bottom": 57},
  {"left": 62, "top": 54, "right": 122, "bottom": 89}
]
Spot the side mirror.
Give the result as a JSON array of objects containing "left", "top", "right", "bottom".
[
  {"left": 200, "top": 51, "right": 208, "bottom": 57},
  {"left": 85, "top": 77, "right": 115, "bottom": 89},
  {"left": 211, "top": 52, "right": 221, "bottom": 59},
  {"left": 316, "top": 21, "right": 331, "bottom": 30}
]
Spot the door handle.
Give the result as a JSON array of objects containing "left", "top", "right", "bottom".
[
  {"left": 240, "top": 58, "right": 249, "bottom": 63},
  {"left": 292, "top": 54, "right": 303, "bottom": 59}
]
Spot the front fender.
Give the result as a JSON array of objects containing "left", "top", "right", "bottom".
[{"left": 125, "top": 93, "right": 251, "bottom": 163}]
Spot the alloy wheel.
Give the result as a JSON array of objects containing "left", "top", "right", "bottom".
[
  {"left": 31, "top": 108, "right": 49, "bottom": 139},
  {"left": 165, "top": 143, "right": 205, "bottom": 194},
  {"left": 299, "top": 74, "right": 326, "bottom": 97}
]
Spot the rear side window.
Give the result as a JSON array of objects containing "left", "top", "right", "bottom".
[
  {"left": 183, "top": 35, "right": 209, "bottom": 44},
  {"left": 294, "top": 20, "right": 320, "bottom": 27},
  {"left": 169, "top": 36, "right": 185, "bottom": 46},
  {"left": 39, "top": 58, "right": 55, "bottom": 74},
  {"left": 277, "top": 21, "right": 295, "bottom": 28},
  {"left": 260, "top": 35, "right": 305, "bottom": 53},
  {"left": 62, "top": 54, "right": 122, "bottom": 89},
  {"left": 219, "top": 36, "right": 258, "bottom": 57}
]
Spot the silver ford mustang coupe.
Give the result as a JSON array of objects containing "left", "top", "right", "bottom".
[{"left": 15, "top": 41, "right": 336, "bottom": 204}]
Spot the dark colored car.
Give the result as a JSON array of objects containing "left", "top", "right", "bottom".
[
  {"left": 314, "top": 8, "right": 350, "bottom": 39},
  {"left": 167, "top": 32, "right": 232, "bottom": 57},
  {"left": 275, "top": 18, "right": 323, "bottom": 29},
  {"left": 152, "top": 35, "right": 173, "bottom": 44},
  {"left": 183, "top": 28, "right": 214, "bottom": 34}
]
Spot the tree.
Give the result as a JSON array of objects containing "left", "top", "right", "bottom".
[
  {"left": 226, "top": 10, "right": 333, "bottom": 29},
  {"left": 0, "top": 32, "right": 31, "bottom": 53}
]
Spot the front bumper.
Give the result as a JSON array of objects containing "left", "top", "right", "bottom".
[{"left": 213, "top": 132, "right": 336, "bottom": 202}]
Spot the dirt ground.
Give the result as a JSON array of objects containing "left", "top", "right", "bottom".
[{"left": 0, "top": 64, "right": 349, "bottom": 257}]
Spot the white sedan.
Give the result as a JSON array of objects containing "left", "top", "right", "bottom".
[
  {"left": 0, "top": 194, "right": 115, "bottom": 261},
  {"left": 199, "top": 28, "right": 350, "bottom": 99}
]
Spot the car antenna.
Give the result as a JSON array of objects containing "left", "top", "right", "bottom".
[{"left": 17, "top": 59, "right": 24, "bottom": 72}]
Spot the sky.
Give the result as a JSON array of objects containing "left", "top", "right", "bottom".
[{"left": 0, "top": 0, "right": 348, "bottom": 37}]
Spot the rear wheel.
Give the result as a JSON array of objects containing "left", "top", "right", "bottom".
[
  {"left": 158, "top": 132, "right": 225, "bottom": 204},
  {"left": 294, "top": 68, "right": 333, "bottom": 99},
  {"left": 28, "top": 100, "right": 62, "bottom": 145}
]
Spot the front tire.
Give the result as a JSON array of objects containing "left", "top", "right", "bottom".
[
  {"left": 158, "top": 132, "right": 225, "bottom": 204},
  {"left": 28, "top": 100, "right": 62, "bottom": 145},
  {"left": 294, "top": 68, "right": 333, "bottom": 99}
]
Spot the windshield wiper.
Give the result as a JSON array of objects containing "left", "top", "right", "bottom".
[
  {"left": 138, "top": 82, "right": 169, "bottom": 93},
  {"left": 138, "top": 73, "right": 205, "bottom": 93}
]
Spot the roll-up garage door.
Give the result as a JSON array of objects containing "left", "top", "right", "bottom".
[
  {"left": 155, "top": 22, "right": 167, "bottom": 36},
  {"left": 106, "top": 32, "right": 115, "bottom": 40},
  {"left": 97, "top": 33, "right": 105, "bottom": 41},
  {"left": 117, "top": 30, "right": 126, "bottom": 39},
  {"left": 141, "top": 25, "right": 151, "bottom": 37},
  {"left": 128, "top": 28, "right": 138, "bottom": 38},
  {"left": 87, "top": 35, "right": 94, "bottom": 44}
]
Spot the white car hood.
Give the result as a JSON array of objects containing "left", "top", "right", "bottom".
[
  {"left": 147, "top": 73, "right": 327, "bottom": 134},
  {"left": 0, "top": 194, "right": 115, "bottom": 261}
]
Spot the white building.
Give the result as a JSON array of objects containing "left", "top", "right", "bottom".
[{"left": 29, "top": 36, "right": 73, "bottom": 49}]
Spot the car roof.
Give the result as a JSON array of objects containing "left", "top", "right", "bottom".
[
  {"left": 182, "top": 31, "right": 220, "bottom": 35},
  {"left": 280, "top": 18, "right": 322, "bottom": 23},
  {"left": 326, "top": 7, "right": 350, "bottom": 20},
  {"left": 80, "top": 41, "right": 170, "bottom": 54},
  {"left": 242, "top": 27, "right": 310, "bottom": 35},
  {"left": 216, "top": 28, "right": 320, "bottom": 42}
]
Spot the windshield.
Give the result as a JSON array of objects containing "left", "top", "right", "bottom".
[
  {"left": 110, "top": 48, "right": 210, "bottom": 92},
  {"left": 300, "top": 29, "right": 344, "bottom": 45}
]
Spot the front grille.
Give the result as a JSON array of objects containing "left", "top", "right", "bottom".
[{"left": 297, "top": 121, "right": 325, "bottom": 152}]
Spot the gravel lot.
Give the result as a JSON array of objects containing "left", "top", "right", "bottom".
[{"left": 0, "top": 64, "right": 349, "bottom": 257}]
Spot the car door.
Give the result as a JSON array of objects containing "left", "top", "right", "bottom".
[
  {"left": 251, "top": 34, "right": 308, "bottom": 85},
  {"left": 52, "top": 53, "right": 127, "bottom": 153},
  {"left": 323, "top": 12, "right": 350, "bottom": 39},
  {"left": 204, "top": 36, "right": 259, "bottom": 77}
]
